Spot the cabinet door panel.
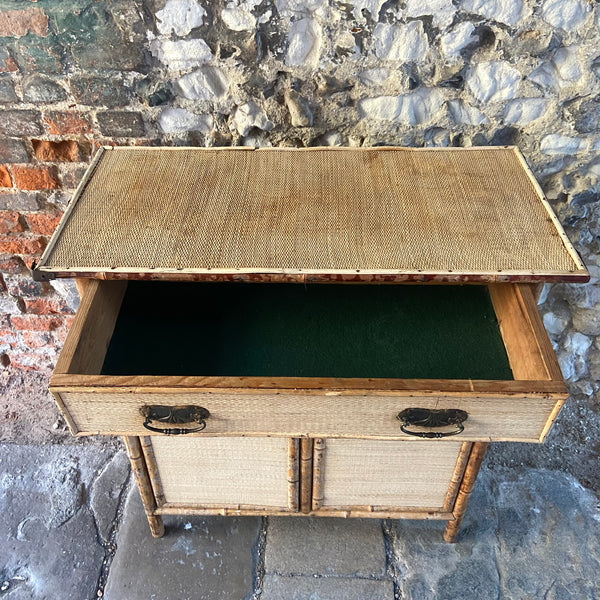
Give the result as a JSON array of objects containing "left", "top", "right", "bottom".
[
  {"left": 316, "top": 439, "right": 462, "bottom": 510},
  {"left": 150, "top": 436, "right": 295, "bottom": 509}
]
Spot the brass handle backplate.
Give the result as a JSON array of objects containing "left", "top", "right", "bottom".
[
  {"left": 397, "top": 408, "right": 468, "bottom": 438},
  {"left": 140, "top": 405, "right": 210, "bottom": 435}
]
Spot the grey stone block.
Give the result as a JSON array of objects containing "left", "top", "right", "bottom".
[
  {"left": 0, "top": 110, "right": 43, "bottom": 137},
  {"left": 70, "top": 75, "right": 131, "bottom": 108},
  {"left": 261, "top": 574, "right": 394, "bottom": 600},
  {"left": 97, "top": 111, "right": 145, "bottom": 137},
  {"left": 391, "top": 467, "right": 600, "bottom": 600},
  {"left": 103, "top": 487, "right": 261, "bottom": 600},
  {"left": 265, "top": 517, "right": 387, "bottom": 577},
  {"left": 22, "top": 74, "right": 67, "bottom": 103},
  {"left": 0, "top": 77, "right": 17, "bottom": 104},
  {"left": 90, "top": 451, "right": 130, "bottom": 544},
  {"left": 0, "top": 444, "right": 120, "bottom": 600},
  {"left": 0, "top": 138, "right": 29, "bottom": 164}
]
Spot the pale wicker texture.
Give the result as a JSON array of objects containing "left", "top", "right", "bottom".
[
  {"left": 150, "top": 436, "right": 291, "bottom": 507},
  {"left": 319, "top": 439, "right": 462, "bottom": 508},
  {"left": 56, "top": 389, "right": 563, "bottom": 442},
  {"left": 39, "top": 147, "right": 585, "bottom": 279}
]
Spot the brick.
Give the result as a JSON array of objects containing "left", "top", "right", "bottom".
[
  {"left": 24, "top": 297, "right": 69, "bottom": 315},
  {"left": 0, "top": 191, "right": 40, "bottom": 211},
  {"left": 97, "top": 111, "right": 145, "bottom": 137},
  {"left": 9, "top": 351, "right": 56, "bottom": 371},
  {"left": 0, "top": 234, "right": 46, "bottom": 255},
  {"left": 71, "top": 75, "right": 131, "bottom": 108},
  {"left": 59, "top": 165, "right": 88, "bottom": 190},
  {"left": 11, "top": 165, "right": 60, "bottom": 190},
  {"left": 0, "top": 138, "right": 29, "bottom": 164},
  {"left": 4, "top": 273, "right": 47, "bottom": 297},
  {"left": 0, "top": 77, "right": 17, "bottom": 103},
  {"left": 23, "top": 74, "right": 67, "bottom": 103},
  {"left": 10, "top": 314, "right": 63, "bottom": 332},
  {"left": 24, "top": 212, "right": 62, "bottom": 236},
  {"left": 0, "top": 110, "right": 44, "bottom": 137},
  {"left": 0, "top": 165, "right": 11, "bottom": 187},
  {"left": 32, "top": 140, "right": 90, "bottom": 163},
  {"left": 0, "top": 254, "right": 26, "bottom": 274},
  {"left": 0, "top": 293, "right": 22, "bottom": 315},
  {"left": 0, "top": 8, "right": 48, "bottom": 38},
  {"left": 43, "top": 111, "right": 92, "bottom": 135},
  {"left": 0, "top": 210, "right": 24, "bottom": 234},
  {"left": 21, "top": 330, "right": 52, "bottom": 349}
]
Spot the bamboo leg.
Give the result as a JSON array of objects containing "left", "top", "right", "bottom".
[
  {"left": 124, "top": 436, "right": 165, "bottom": 538},
  {"left": 443, "top": 442, "right": 488, "bottom": 543},
  {"left": 299, "top": 438, "right": 314, "bottom": 514},
  {"left": 288, "top": 439, "right": 300, "bottom": 511},
  {"left": 311, "top": 439, "right": 325, "bottom": 511}
]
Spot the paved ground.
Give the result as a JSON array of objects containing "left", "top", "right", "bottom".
[{"left": 1, "top": 442, "right": 599, "bottom": 600}]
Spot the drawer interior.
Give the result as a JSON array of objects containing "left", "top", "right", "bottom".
[{"left": 99, "top": 282, "right": 513, "bottom": 380}]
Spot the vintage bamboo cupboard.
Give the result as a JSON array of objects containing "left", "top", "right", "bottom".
[{"left": 34, "top": 146, "right": 589, "bottom": 542}]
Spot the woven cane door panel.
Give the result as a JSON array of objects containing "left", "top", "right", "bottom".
[
  {"left": 150, "top": 437, "right": 292, "bottom": 508},
  {"left": 319, "top": 439, "right": 461, "bottom": 509},
  {"left": 36, "top": 146, "right": 587, "bottom": 282}
]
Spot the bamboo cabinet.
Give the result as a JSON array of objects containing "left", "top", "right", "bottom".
[{"left": 34, "top": 146, "right": 588, "bottom": 542}]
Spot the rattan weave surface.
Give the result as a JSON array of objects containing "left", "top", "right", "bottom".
[{"left": 37, "top": 146, "right": 587, "bottom": 282}]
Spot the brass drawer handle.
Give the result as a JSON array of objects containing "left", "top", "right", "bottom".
[
  {"left": 397, "top": 408, "right": 468, "bottom": 438},
  {"left": 140, "top": 405, "right": 210, "bottom": 435}
]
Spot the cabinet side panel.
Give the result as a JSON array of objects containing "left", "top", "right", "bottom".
[
  {"left": 150, "top": 437, "right": 291, "bottom": 508},
  {"left": 320, "top": 439, "right": 462, "bottom": 509}
]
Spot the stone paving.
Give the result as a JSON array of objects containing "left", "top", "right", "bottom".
[{"left": 1, "top": 443, "right": 599, "bottom": 600}]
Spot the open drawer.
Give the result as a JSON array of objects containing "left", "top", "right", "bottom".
[{"left": 50, "top": 279, "right": 567, "bottom": 443}]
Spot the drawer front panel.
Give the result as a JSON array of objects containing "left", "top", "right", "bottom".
[
  {"left": 150, "top": 437, "right": 292, "bottom": 508},
  {"left": 55, "top": 389, "right": 561, "bottom": 442},
  {"left": 316, "top": 439, "right": 462, "bottom": 509}
]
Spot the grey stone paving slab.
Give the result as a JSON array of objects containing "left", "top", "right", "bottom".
[
  {"left": 261, "top": 574, "right": 395, "bottom": 600},
  {"left": 265, "top": 517, "right": 387, "bottom": 577},
  {"left": 103, "top": 487, "right": 262, "bottom": 600},
  {"left": 0, "top": 443, "right": 123, "bottom": 600},
  {"left": 390, "top": 467, "right": 600, "bottom": 600}
]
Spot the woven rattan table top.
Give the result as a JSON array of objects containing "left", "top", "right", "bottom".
[{"left": 34, "top": 146, "right": 588, "bottom": 283}]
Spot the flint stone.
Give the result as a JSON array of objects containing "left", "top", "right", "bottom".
[
  {"left": 358, "top": 88, "right": 445, "bottom": 125},
  {"left": 573, "top": 97, "right": 600, "bottom": 134},
  {"left": 541, "top": 0, "right": 589, "bottom": 31},
  {"left": 447, "top": 99, "right": 489, "bottom": 125},
  {"left": 466, "top": 61, "right": 521, "bottom": 103},
  {"left": 359, "top": 68, "right": 391, "bottom": 86},
  {"left": 222, "top": 6, "right": 256, "bottom": 31},
  {"left": 540, "top": 134, "right": 587, "bottom": 156},
  {"left": 284, "top": 89, "right": 313, "bottom": 127},
  {"left": 440, "top": 22, "right": 477, "bottom": 61},
  {"left": 150, "top": 38, "right": 213, "bottom": 71},
  {"left": 176, "top": 67, "right": 228, "bottom": 101},
  {"left": 391, "top": 467, "right": 600, "bottom": 600},
  {"left": 504, "top": 98, "right": 550, "bottom": 125},
  {"left": 349, "top": 0, "right": 387, "bottom": 24},
  {"left": 374, "top": 21, "right": 428, "bottom": 62},
  {"left": 285, "top": 18, "right": 321, "bottom": 68},
  {"left": 405, "top": 0, "right": 456, "bottom": 28},
  {"left": 156, "top": 0, "right": 206, "bottom": 36},
  {"left": 231, "top": 101, "right": 273, "bottom": 136},
  {"left": 103, "top": 487, "right": 260, "bottom": 600},
  {"left": 158, "top": 108, "right": 213, "bottom": 135},
  {"left": 461, "top": 0, "right": 530, "bottom": 27},
  {"left": 0, "top": 444, "right": 118, "bottom": 600},
  {"left": 542, "top": 311, "right": 569, "bottom": 336},
  {"left": 530, "top": 46, "right": 582, "bottom": 92}
]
